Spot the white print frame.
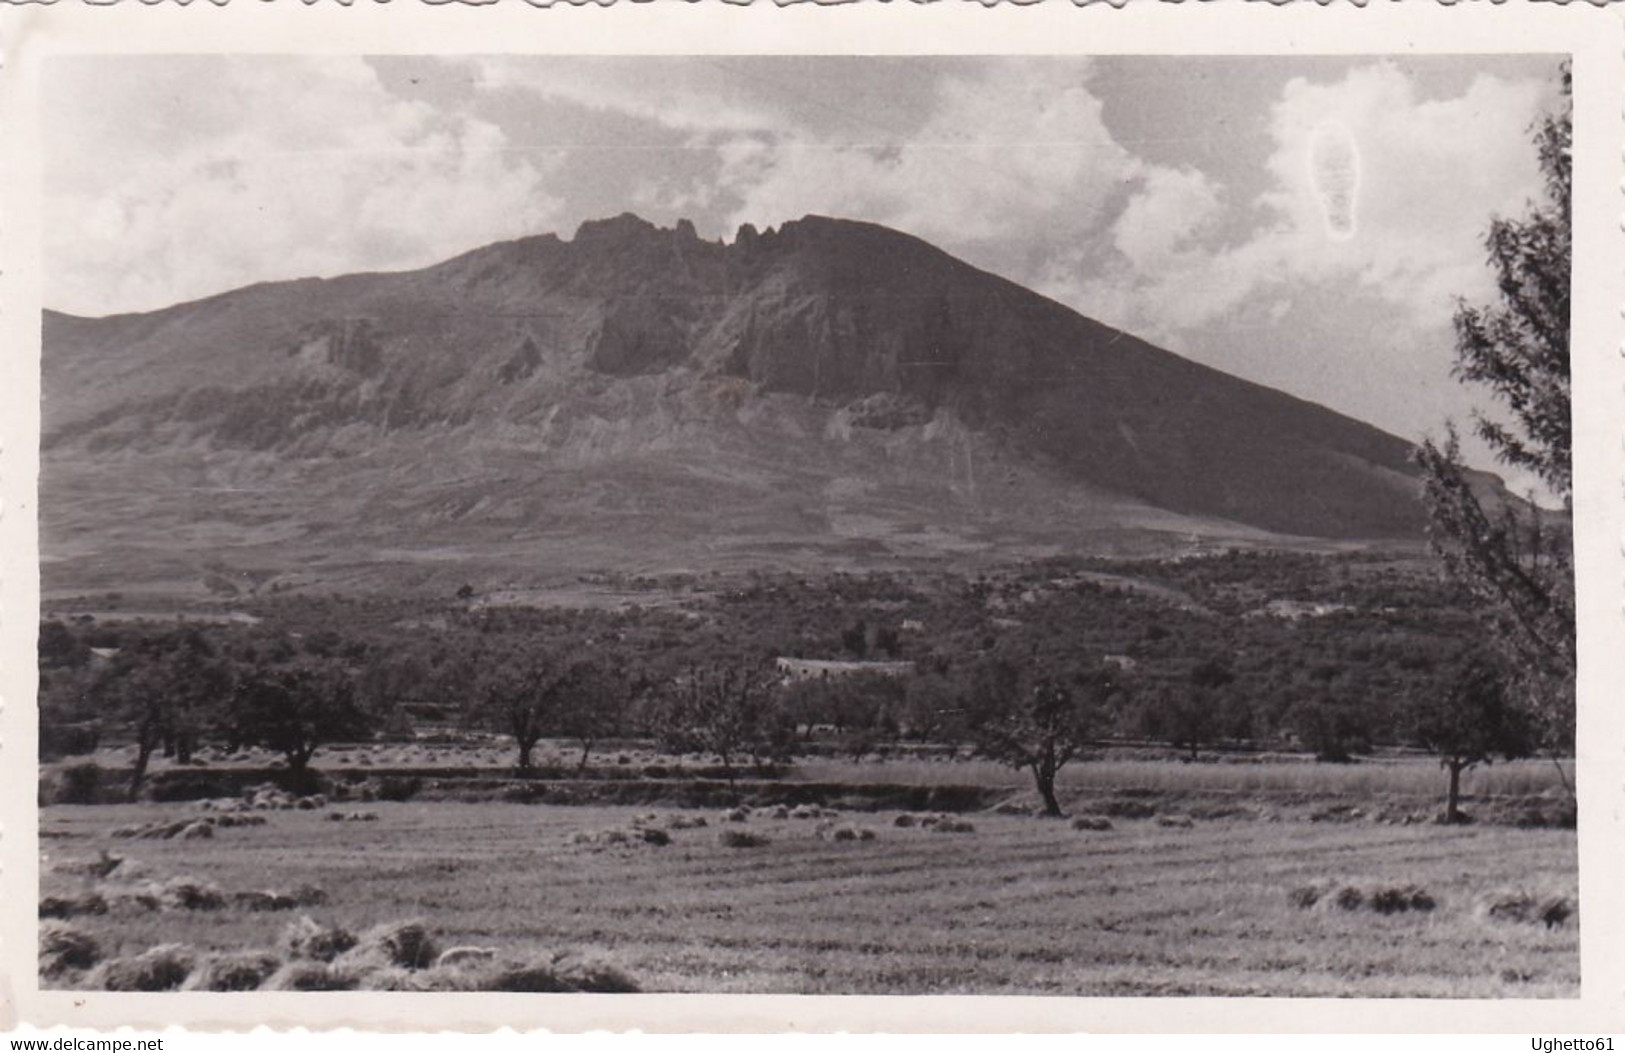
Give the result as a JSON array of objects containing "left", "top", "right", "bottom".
[{"left": 0, "top": 0, "right": 1620, "bottom": 1034}]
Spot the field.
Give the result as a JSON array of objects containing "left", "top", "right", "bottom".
[{"left": 39, "top": 790, "right": 1579, "bottom": 997}]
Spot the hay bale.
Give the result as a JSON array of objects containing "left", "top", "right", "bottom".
[
  {"left": 1071, "top": 815, "right": 1113, "bottom": 831},
  {"left": 1480, "top": 890, "right": 1577, "bottom": 929},
  {"left": 340, "top": 919, "right": 439, "bottom": 970},
  {"left": 89, "top": 943, "right": 196, "bottom": 992},
  {"left": 291, "top": 884, "right": 327, "bottom": 906},
  {"left": 1369, "top": 885, "right": 1436, "bottom": 915},
  {"left": 263, "top": 960, "right": 359, "bottom": 991},
  {"left": 552, "top": 951, "right": 641, "bottom": 993},
  {"left": 1328, "top": 886, "right": 1365, "bottom": 911},
  {"left": 39, "top": 892, "right": 108, "bottom": 919},
  {"left": 436, "top": 946, "right": 497, "bottom": 969},
  {"left": 1288, "top": 885, "right": 1323, "bottom": 909},
  {"left": 280, "top": 915, "right": 358, "bottom": 962},
  {"left": 478, "top": 952, "right": 640, "bottom": 994},
  {"left": 718, "top": 829, "right": 770, "bottom": 849},
  {"left": 182, "top": 951, "right": 281, "bottom": 991},
  {"left": 232, "top": 890, "right": 281, "bottom": 912},
  {"left": 893, "top": 813, "right": 918, "bottom": 828},
  {"left": 39, "top": 921, "right": 100, "bottom": 977},
  {"left": 161, "top": 877, "right": 226, "bottom": 911}
]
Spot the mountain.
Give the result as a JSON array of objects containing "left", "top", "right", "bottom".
[{"left": 41, "top": 213, "right": 1459, "bottom": 598}]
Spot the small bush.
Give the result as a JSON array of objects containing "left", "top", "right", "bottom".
[
  {"left": 1071, "top": 815, "right": 1113, "bottom": 832},
  {"left": 182, "top": 951, "right": 282, "bottom": 991},
  {"left": 39, "top": 921, "right": 100, "bottom": 977},
  {"left": 667, "top": 814, "right": 707, "bottom": 830},
  {"left": 932, "top": 818, "right": 975, "bottom": 834},
  {"left": 718, "top": 829, "right": 770, "bottom": 849},
  {"left": 374, "top": 776, "right": 422, "bottom": 802},
  {"left": 54, "top": 763, "right": 106, "bottom": 805},
  {"left": 281, "top": 915, "right": 358, "bottom": 962},
  {"left": 1330, "top": 886, "right": 1365, "bottom": 911},
  {"left": 90, "top": 944, "right": 196, "bottom": 992},
  {"left": 639, "top": 827, "right": 671, "bottom": 846},
  {"left": 893, "top": 813, "right": 918, "bottom": 828},
  {"left": 1155, "top": 814, "right": 1194, "bottom": 829}
]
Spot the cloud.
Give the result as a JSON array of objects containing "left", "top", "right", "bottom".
[
  {"left": 1078, "top": 62, "right": 1550, "bottom": 345},
  {"left": 44, "top": 57, "right": 560, "bottom": 315}
]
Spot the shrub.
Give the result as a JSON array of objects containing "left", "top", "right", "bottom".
[
  {"left": 1155, "top": 814, "right": 1195, "bottom": 829},
  {"left": 639, "top": 827, "right": 671, "bottom": 846},
  {"left": 39, "top": 921, "right": 100, "bottom": 977},
  {"left": 893, "top": 813, "right": 918, "bottom": 828},
  {"left": 718, "top": 829, "right": 770, "bottom": 848},
  {"left": 1071, "top": 815, "right": 1113, "bottom": 831},
  {"left": 931, "top": 818, "right": 975, "bottom": 834},
  {"left": 90, "top": 944, "right": 196, "bottom": 991},
  {"left": 182, "top": 951, "right": 282, "bottom": 991},
  {"left": 53, "top": 763, "right": 106, "bottom": 805}
]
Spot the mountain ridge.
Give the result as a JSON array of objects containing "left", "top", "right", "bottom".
[{"left": 41, "top": 213, "right": 1476, "bottom": 597}]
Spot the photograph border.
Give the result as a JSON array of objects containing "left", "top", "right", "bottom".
[{"left": 1, "top": 0, "right": 1620, "bottom": 1033}]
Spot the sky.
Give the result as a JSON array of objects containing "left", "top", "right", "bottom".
[{"left": 41, "top": 53, "right": 1565, "bottom": 484}]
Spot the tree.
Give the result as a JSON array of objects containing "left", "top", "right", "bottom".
[
  {"left": 227, "top": 659, "right": 369, "bottom": 773},
  {"left": 1415, "top": 67, "right": 1575, "bottom": 765},
  {"left": 467, "top": 637, "right": 585, "bottom": 772},
  {"left": 1143, "top": 656, "right": 1236, "bottom": 761},
  {"left": 557, "top": 661, "right": 635, "bottom": 773},
  {"left": 653, "top": 662, "right": 794, "bottom": 782},
  {"left": 1413, "top": 658, "right": 1537, "bottom": 823},
  {"left": 967, "top": 651, "right": 1122, "bottom": 817}
]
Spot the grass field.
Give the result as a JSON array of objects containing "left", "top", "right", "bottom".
[{"left": 40, "top": 799, "right": 1578, "bottom": 997}]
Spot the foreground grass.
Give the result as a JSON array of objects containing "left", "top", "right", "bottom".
[{"left": 41, "top": 800, "right": 1577, "bottom": 997}]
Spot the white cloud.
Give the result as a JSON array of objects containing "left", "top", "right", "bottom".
[
  {"left": 712, "top": 63, "right": 1136, "bottom": 266},
  {"left": 44, "top": 57, "right": 560, "bottom": 315},
  {"left": 1078, "top": 63, "right": 1549, "bottom": 345}
]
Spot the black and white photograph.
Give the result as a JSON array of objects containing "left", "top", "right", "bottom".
[{"left": 5, "top": 4, "right": 1620, "bottom": 1032}]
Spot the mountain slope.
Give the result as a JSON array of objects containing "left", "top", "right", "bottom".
[{"left": 41, "top": 214, "right": 1453, "bottom": 596}]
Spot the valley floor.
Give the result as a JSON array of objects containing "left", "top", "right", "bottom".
[{"left": 39, "top": 798, "right": 1578, "bottom": 997}]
